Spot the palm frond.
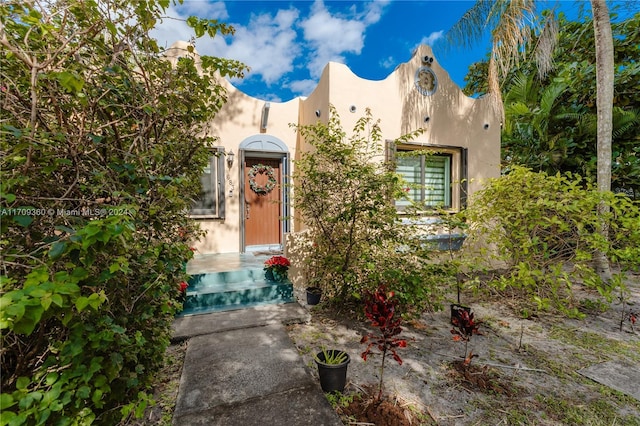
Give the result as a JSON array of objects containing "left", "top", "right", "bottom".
[
  {"left": 555, "top": 111, "right": 586, "bottom": 121},
  {"left": 612, "top": 108, "right": 640, "bottom": 139},
  {"left": 534, "top": 11, "right": 559, "bottom": 79},
  {"left": 491, "top": 0, "right": 536, "bottom": 78},
  {"left": 506, "top": 101, "right": 531, "bottom": 116},
  {"left": 539, "top": 80, "right": 568, "bottom": 116},
  {"left": 442, "top": 0, "right": 495, "bottom": 52},
  {"left": 507, "top": 72, "right": 536, "bottom": 105}
]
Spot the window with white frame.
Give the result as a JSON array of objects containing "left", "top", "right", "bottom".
[
  {"left": 388, "top": 142, "right": 467, "bottom": 212},
  {"left": 191, "top": 147, "right": 225, "bottom": 218}
]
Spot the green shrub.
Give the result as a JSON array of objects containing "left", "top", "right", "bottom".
[
  {"left": 0, "top": 1, "right": 246, "bottom": 424},
  {"left": 292, "top": 107, "right": 446, "bottom": 314},
  {"left": 462, "top": 166, "right": 640, "bottom": 317},
  {"left": 365, "top": 247, "right": 451, "bottom": 318}
]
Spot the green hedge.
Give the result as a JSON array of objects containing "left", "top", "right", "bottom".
[{"left": 0, "top": 1, "right": 246, "bottom": 424}]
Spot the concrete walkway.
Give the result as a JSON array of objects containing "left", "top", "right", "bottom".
[{"left": 171, "top": 303, "right": 344, "bottom": 426}]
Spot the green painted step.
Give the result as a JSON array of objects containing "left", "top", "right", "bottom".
[
  {"left": 178, "top": 268, "right": 294, "bottom": 316},
  {"left": 187, "top": 268, "right": 265, "bottom": 291}
]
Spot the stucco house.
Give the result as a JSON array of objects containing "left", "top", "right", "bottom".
[{"left": 166, "top": 41, "right": 500, "bottom": 255}]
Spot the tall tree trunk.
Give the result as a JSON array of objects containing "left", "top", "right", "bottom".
[{"left": 590, "top": 0, "right": 614, "bottom": 281}]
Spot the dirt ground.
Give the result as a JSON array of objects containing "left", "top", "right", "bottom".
[
  {"left": 126, "top": 342, "right": 187, "bottom": 426},
  {"left": 287, "top": 274, "right": 640, "bottom": 425},
  {"left": 141, "top": 273, "right": 640, "bottom": 426}
]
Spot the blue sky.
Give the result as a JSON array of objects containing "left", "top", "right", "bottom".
[{"left": 151, "top": 0, "right": 636, "bottom": 102}]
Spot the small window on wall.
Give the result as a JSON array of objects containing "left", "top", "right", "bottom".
[
  {"left": 388, "top": 142, "right": 467, "bottom": 212},
  {"left": 191, "top": 147, "right": 225, "bottom": 218}
]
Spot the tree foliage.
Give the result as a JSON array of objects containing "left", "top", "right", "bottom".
[
  {"left": 0, "top": 1, "right": 246, "bottom": 424},
  {"left": 464, "top": 10, "right": 640, "bottom": 198},
  {"left": 442, "top": 0, "right": 557, "bottom": 117},
  {"left": 292, "top": 107, "right": 447, "bottom": 315},
  {"left": 461, "top": 167, "right": 640, "bottom": 318}
]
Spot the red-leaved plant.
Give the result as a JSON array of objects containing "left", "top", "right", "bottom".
[
  {"left": 360, "top": 286, "right": 407, "bottom": 401},
  {"left": 450, "top": 307, "right": 482, "bottom": 366}
]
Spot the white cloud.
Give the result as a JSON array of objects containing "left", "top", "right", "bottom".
[
  {"left": 361, "top": 0, "right": 390, "bottom": 25},
  {"left": 284, "top": 79, "right": 318, "bottom": 96},
  {"left": 252, "top": 92, "right": 282, "bottom": 103},
  {"left": 151, "top": 18, "right": 194, "bottom": 50},
  {"left": 379, "top": 56, "right": 395, "bottom": 69},
  {"left": 212, "top": 9, "right": 301, "bottom": 84},
  {"left": 151, "top": 1, "right": 390, "bottom": 95},
  {"left": 419, "top": 31, "right": 444, "bottom": 47},
  {"left": 300, "top": 0, "right": 388, "bottom": 78},
  {"left": 176, "top": 1, "right": 229, "bottom": 20},
  {"left": 152, "top": 4, "right": 300, "bottom": 85}
]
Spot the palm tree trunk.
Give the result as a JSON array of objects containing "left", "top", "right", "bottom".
[{"left": 590, "top": 0, "right": 614, "bottom": 281}]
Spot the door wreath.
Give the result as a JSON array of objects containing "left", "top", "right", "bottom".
[{"left": 248, "top": 164, "right": 277, "bottom": 195}]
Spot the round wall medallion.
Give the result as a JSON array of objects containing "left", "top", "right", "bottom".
[{"left": 414, "top": 67, "right": 437, "bottom": 96}]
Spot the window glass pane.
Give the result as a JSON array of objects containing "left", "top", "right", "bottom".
[
  {"left": 192, "top": 160, "right": 215, "bottom": 212},
  {"left": 424, "top": 156, "right": 449, "bottom": 206},
  {"left": 191, "top": 148, "right": 225, "bottom": 217},
  {"left": 396, "top": 155, "right": 421, "bottom": 207}
]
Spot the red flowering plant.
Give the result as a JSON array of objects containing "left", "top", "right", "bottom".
[
  {"left": 264, "top": 255, "right": 290, "bottom": 281},
  {"left": 450, "top": 307, "right": 482, "bottom": 366},
  {"left": 177, "top": 281, "right": 188, "bottom": 303},
  {"left": 264, "top": 255, "right": 290, "bottom": 274},
  {"left": 360, "top": 286, "right": 407, "bottom": 401}
]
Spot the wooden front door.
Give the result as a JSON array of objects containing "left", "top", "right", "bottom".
[{"left": 244, "top": 158, "right": 282, "bottom": 247}]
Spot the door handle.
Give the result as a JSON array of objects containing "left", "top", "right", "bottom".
[{"left": 245, "top": 200, "right": 250, "bottom": 220}]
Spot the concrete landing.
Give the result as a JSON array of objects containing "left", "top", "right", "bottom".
[
  {"left": 171, "top": 304, "right": 342, "bottom": 426},
  {"left": 186, "top": 252, "right": 273, "bottom": 275},
  {"left": 578, "top": 360, "right": 640, "bottom": 401},
  {"left": 172, "top": 303, "right": 310, "bottom": 342}
]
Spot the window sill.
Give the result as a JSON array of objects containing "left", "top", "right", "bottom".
[
  {"left": 397, "top": 209, "right": 459, "bottom": 218},
  {"left": 188, "top": 214, "right": 224, "bottom": 220},
  {"left": 399, "top": 216, "right": 442, "bottom": 226}
]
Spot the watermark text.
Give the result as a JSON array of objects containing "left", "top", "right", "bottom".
[{"left": 1, "top": 207, "right": 135, "bottom": 217}]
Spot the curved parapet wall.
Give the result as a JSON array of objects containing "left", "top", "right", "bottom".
[
  {"left": 168, "top": 41, "right": 500, "bottom": 254},
  {"left": 300, "top": 45, "right": 499, "bottom": 197}
]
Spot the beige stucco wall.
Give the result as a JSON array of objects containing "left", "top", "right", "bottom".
[
  {"left": 172, "top": 42, "right": 500, "bottom": 254},
  {"left": 195, "top": 88, "right": 300, "bottom": 254}
]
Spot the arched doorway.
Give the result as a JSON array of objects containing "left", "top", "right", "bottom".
[{"left": 238, "top": 135, "right": 290, "bottom": 253}]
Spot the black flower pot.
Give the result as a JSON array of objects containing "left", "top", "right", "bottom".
[
  {"left": 451, "top": 303, "right": 471, "bottom": 326},
  {"left": 306, "top": 287, "right": 322, "bottom": 305},
  {"left": 315, "top": 350, "right": 350, "bottom": 392}
]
